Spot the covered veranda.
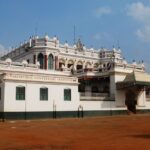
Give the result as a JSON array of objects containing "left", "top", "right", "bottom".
[
  {"left": 116, "top": 71, "right": 150, "bottom": 113},
  {"left": 78, "top": 76, "right": 111, "bottom": 101}
]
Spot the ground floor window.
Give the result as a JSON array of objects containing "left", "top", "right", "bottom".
[
  {"left": 64, "top": 89, "right": 71, "bottom": 101},
  {"left": 40, "top": 88, "right": 48, "bottom": 100},
  {"left": 16, "top": 86, "right": 25, "bottom": 100}
]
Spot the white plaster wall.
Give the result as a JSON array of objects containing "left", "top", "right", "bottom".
[
  {"left": 115, "top": 90, "right": 126, "bottom": 107},
  {"left": 4, "top": 78, "right": 150, "bottom": 113},
  {"left": 136, "top": 90, "right": 150, "bottom": 110},
  {"left": 4, "top": 81, "right": 80, "bottom": 112},
  {"left": 144, "top": 101, "right": 150, "bottom": 108},
  {"left": 110, "top": 75, "right": 123, "bottom": 102},
  {"left": 0, "top": 82, "right": 5, "bottom": 111},
  {"left": 114, "top": 74, "right": 126, "bottom": 106},
  {"left": 80, "top": 101, "right": 126, "bottom": 111},
  {"left": 109, "top": 75, "right": 116, "bottom": 98},
  {"left": 80, "top": 101, "right": 113, "bottom": 110},
  {"left": 137, "top": 90, "right": 146, "bottom": 107},
  {"left": 4, "top": 82, "right": 26, "bottom": 112}
]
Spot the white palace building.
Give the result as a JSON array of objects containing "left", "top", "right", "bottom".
[{"left": 1, "top": 35, "right": 150, "bottom": 119}]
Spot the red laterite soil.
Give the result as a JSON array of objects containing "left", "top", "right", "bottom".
[{"left": 0, "top": 114, "right": 150, "bottom": 150}]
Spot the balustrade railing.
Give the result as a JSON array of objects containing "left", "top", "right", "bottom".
[
  {"left": 80, "top": 92, "right": 109, "bottom": 97},
  {"left": 80, "top": 92, "right": 113, "bottom": 101}
]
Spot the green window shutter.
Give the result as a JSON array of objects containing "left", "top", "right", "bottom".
[
  {"left": 40, "top": 88, "right": 48, "bottom": 100},
  {"left": 48, "top": 54, "right": 53, "bottom": 70},
  {"left": 38, "top": 53, "right": 44, "bottom": 69},
  {"left": 16, "top": 87, "right": 25, "bottom": 100},
  {"left": 16, "top": 92, "right": 19, "bottom": 100},
  {"left": 64, "top": 89, "right": 71, "bottom": 101}
]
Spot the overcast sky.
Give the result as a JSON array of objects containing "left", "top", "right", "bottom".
[{"left": 0, "top": 0, "right": 150, "bottom": 71}]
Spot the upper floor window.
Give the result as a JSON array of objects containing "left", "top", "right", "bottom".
[
  {"left": 40, "top": 87, "right": 48, "bottom": 100},
  {"left": 64, "top": 89, "right": 71, "bottom": 101},
  {"left": 38, "top": 53, "right": 44, "bottom": 69},
  {"left": 16, "top": 86, "right": 25, "bottom": 100},
  {"left": 48, "top": 54, "right": 53, "bottom": 70}
]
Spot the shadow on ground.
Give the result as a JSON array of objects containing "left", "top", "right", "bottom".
[{"left": 132, "top": 134, "right": 150, "bottom": 139}]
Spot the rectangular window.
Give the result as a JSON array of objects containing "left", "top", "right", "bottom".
[
  {"left": 64, "top": 89, "right": 71, "bottom": 101},
  {"left": 40, "top": 88, "right": 48, "bottom": 100},
  {"left": 16, "top": 87, "right": 25, "bottom": 100}
]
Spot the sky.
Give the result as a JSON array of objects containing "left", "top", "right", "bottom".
[{"left": 0, "top": 0, "right": 150, "bottom": 71}]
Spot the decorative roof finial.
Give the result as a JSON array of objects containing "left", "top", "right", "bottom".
[{"left": 76, "top": 38, "right": 83, "bottom": 51}]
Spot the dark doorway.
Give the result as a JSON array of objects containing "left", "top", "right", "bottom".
[{"left": 125, "top": 90, "right": 137, "bottom": 114}]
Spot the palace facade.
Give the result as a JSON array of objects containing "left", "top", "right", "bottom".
[{"left": 0, "top": 35, "right": 150, "bottom": 119}]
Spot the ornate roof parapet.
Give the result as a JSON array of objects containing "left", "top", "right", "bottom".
[
  {"left": 64, "top": 41, "right": 69, "bottom": 48},
  {"left": 114, "top": 61, "right": 145, "bottom": 72},
  {"left": 0, "top": 59, "right": 74, "bottom": 76},
  {"left": 22, "top": 59, "right": 28, "bottom": 67},
  {"left": 0, "top": 35, "right": 146, "bottom": 73},
  {"left": 99, "top": 47, "right": 123, "bottom": 64},
  {"left": 44, "top": 34, "right": 49, "bottom": 41},
  {"left": 52, "top": 36, "right": 59, "bottom": 47},
  {"left": 0, "top": 59, "right": 38, "bottom": 71},
  {"left": 5, "top": 58, "right": 12, "bottom": 64}
]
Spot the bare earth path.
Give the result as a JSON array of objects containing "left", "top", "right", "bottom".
[{"left": 0, "top": 115, "right": 150, "bottom": 150}]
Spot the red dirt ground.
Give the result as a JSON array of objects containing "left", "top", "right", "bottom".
[{"left": 0, "top": 115, "right": 150, "bottom": 150}]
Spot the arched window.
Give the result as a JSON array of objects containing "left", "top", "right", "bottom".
[
  {"left": 67, "top": 60, "right": 74, "bottom": 68},
  {"left": 85, "top": 62, "right": 92, "bottom": 68},
  {"left": 38, "top": 53, "right": 44, "bottom": 69},
  {"left": 48, "top": 54, "right": 53, "bottom": 70},
  {"left": 59, "top": 58, "right": 65, "bottom": 69},
  {"left": 93, "top": 63, "right": 99, "bottom": 68},
  {"left": 77, "top": 61, "right": 83, "bottom": 70},
  {"left": 16, "top": 86, "right": 25, "bottom": 100}
]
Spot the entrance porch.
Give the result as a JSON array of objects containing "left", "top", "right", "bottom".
[{"left": 116, "top": 72, "right": 150, "bottom": 114}]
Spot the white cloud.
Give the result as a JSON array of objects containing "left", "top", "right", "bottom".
[
  {"left": 127, "top": 2, "right": 150, "bottom": 23},
  {"left": 136, "top": 26, "right": 150, "bottom": 42},
  {"left": 127, "top": 2, "right": 150, "bottom": 43},
  {"left": 94, "top": 7, "right": 112, "bottom": 18}
]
